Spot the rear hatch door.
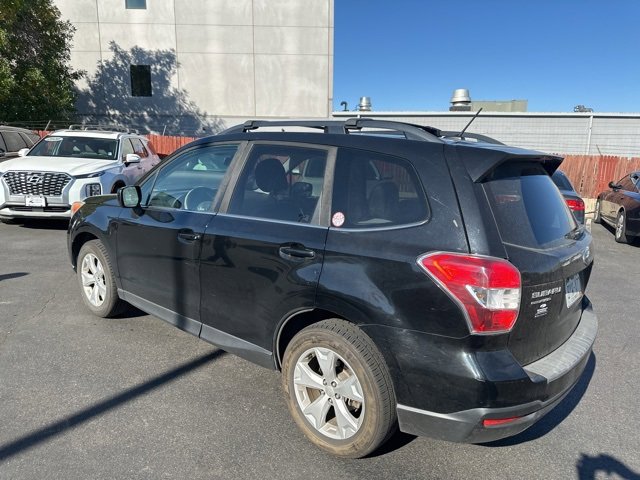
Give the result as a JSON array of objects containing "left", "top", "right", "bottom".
[{"left": 482, "top": 161, "right": 593, "bottom": 365}]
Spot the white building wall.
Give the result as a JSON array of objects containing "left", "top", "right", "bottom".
[{"left": 54, "top": 0, "right": 334, "bottom": 134}]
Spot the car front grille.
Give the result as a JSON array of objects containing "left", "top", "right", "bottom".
[
  {"left": 2, "top": 171, "right": 72, "bottom": 196},
  {"left": 9, "top": 206, "right": 70, "bottom": 212}
]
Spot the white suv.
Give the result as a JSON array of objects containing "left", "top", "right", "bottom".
[{"left": 0, "top": 128, "right": 160, "bottom": 221}]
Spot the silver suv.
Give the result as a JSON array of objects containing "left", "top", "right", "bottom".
[{"left": 0, "top": 126, "right": 160, "bottom": 221}]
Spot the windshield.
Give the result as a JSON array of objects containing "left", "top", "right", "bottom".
[{"left": 28, "top": 136, "right": 119, "bottom": 160}]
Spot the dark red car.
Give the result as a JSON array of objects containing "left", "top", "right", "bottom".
[{"left": 594, "top": 171, "right": 640, "bottom": 243}]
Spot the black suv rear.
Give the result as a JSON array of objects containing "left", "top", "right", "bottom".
[{"left": 67, "top": 119, "right": 597, "bottom": 458}]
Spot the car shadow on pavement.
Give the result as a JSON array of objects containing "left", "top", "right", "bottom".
[
  {"left": 576, "top": 453, "right": 640, "bottom": 480},
  {"left": 0, "top": 349, "right": 225, "bottom": 463},
  {"left": 482, "top": 352, "right": 596, "bottom": 447},
  {"left": 0, "top": 272, "right": 28, "bottom": 282},
  {"left": 598, "top": 223, "right": 640, "bottom": 246},
  {"left": 16, "top": 219, "right": 69, "bottom": 230},
  {"left": 368, "top": 430, "right": 417, "bottom": 457},
  {"left": 111, "top": 305, "right": 148, "bottom": 319}
]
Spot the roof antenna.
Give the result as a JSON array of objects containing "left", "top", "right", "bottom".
[{"left": 458, "top": 108, "right": 483, "bottom": 139}]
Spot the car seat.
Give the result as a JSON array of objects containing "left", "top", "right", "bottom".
[{"left": 368, "top": 180, "right": 399, "bottom": 222}]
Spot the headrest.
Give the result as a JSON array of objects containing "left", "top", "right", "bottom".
[{"left": 255, "top": 158, "right": 288, "bottom": 193}]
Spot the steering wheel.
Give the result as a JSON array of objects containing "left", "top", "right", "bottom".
[{"left": 183, "top": 187, "right": 216, "bottom": 212}]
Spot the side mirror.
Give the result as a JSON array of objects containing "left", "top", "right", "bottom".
[
  {"left": 118, "top": 185, "right": 141, "bottom": 208},
  {"left": 17, "top": 148, "right": 30, "bottom": 157},
  {"left": 124, "top": 153, "right": 141, "bottom": 165},
  {"left": 608, "top": 181, "right": 619, "bottom": 189}
]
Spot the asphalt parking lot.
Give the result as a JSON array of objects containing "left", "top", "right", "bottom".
[{"left": 0, "top": 220, "right": 639, "bottom": 480}]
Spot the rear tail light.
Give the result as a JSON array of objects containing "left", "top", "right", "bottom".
[
  {"left": 417, "top": 252, "right": 521, "bottom": 334},
  {"left": 483, "top": 416, "right": 522, "bottom": 427},
  {"left": 565, "top": 198, "right": 585, "bottom": 211}
]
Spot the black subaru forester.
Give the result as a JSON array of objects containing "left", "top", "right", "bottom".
[{"left": 68, "top": 119, "right": 597, "bottom": 458}]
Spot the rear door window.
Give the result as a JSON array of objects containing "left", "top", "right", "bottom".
[
  {"left": 331, "top": 147, "right": 428, "bottom": 228},
  {"left": 19, "top": 132, "right": 40, "bottom": 146},
  {"left": 484, "top": 163, "right": 578, "bottom": 248}
]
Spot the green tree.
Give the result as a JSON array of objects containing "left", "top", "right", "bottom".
[{"left": 0, "top": 0, "right": 83, "bottom": 123}]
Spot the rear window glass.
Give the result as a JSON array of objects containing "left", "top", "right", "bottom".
[
  {"left": 484, "top": 163, "right": 578, "bottom": 248},
  {"left": 551, "top": 171, "right": 572, "bottom": 191}
]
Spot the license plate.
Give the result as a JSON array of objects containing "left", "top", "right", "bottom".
[
  {"left": 565, "top": 274, "right": 582, "bottom": 308},
  {"left": 25, "top": 195, "right": 46, "bottom": 207}
]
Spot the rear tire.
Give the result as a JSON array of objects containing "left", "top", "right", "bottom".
[
  {"left": 77, "top": 240, "right": 126, "bottom": 317},
  {"left": 593, "top": 199, "right": 602, "bottom": 224},
  {"left": 615, "top": 210, "right": 630, "bottom": 244},
  {"left": 282, "top": 319, "right": 397, "bottom": 458},
  {"left": 0, "top": 218, "right": 16, "bottom": 224}
]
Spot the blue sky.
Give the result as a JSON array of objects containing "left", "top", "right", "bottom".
[{"left": 333, "top": 1, "right": 640, "bottom": 112}]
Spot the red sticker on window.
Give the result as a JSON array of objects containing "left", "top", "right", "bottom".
[{"left": 332, "top": 211, "right": 345, "bottom": 227}]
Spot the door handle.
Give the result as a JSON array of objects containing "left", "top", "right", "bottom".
[
  {"left": 279, "top": 245, "right": 315, "bottom": 260},
  {"left": 178, "top": 229, "right": 201, "bottom": 242}
]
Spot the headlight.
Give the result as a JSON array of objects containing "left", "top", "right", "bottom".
[
  {"left": 85, "top": 183, "right": 102, "bottom": 197},
  {"left": 75, "top": 171, "right": 105, "bottom": 179}
]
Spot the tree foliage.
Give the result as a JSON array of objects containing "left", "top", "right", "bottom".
[{"left": 0, "top": 0, "right": 83, "bottom": 123}]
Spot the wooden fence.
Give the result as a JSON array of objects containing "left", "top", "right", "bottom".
[
  {"left": 559, "top": 155, "right": 640, "bottom": 198},
  {"left": 146, "top": 134, "right": 196, "bottom": 157}
]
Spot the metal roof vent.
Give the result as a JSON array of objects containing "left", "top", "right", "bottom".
[
  {"left": 450, "top": 89, "right": 472, "bottom": 111},
  {"left": 357, "top": 96, "right": 372, "bottom": 111}
]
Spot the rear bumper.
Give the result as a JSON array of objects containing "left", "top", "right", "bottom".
[
  {"left": 397, "top": 383, "right": 573, "bottom": 443},
  {"left": 381, "top": 299, "right": 597, "bottom": 443}
]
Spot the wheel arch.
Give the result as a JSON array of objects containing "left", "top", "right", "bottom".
[
  {"left": 110, "top": 179, "right": 127, "bottom": 193},
  {"left": 71, "top": 231, "right": 99, "bottom": 270},
  {"left": 274, "top": 308, "right": 350, "bottom": 370}
]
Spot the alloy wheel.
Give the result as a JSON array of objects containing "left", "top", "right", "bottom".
[
  {"left": 616, "top": 214, "right": 624, "bottom": 239},
  {"left": 293, "top": 347, "right": 365, "bottom": 440},
  {"left": 80, "top": 253, "right": 107, "bottom": 307}
]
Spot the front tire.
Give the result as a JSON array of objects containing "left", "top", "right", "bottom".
[
  {"left": 615, "top": 210, "right": 630, "bottom": 244},
  {"left": 77, "top": 240, "right": 125, "bottom": 317},
  {"left": 593, "top": 199, "right": 602, "bottom": 224},
  {"left": 282, "top": 319, "right": 397, "bottom": 458}
]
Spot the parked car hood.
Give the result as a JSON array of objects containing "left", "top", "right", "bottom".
[{"left": 0, "top": 155, "right": 119, "bottom": 177}]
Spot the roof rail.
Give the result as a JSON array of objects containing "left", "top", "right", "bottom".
[
  {"left": 68, "top": 124, "right": 134, "bottom": 133},
  {"left": 220, "top": 118, "right": 443, "bottom": 143}
]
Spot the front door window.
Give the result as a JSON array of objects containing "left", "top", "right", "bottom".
[{"left": 147, "top": 144, "right": 239, "bottom": 212}]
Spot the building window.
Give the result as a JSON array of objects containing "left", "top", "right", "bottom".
[
  {"left": 130, "top": 65, "right": 152, "bottom": 97},
  {"left": 125, "top": 0, "right": 146, "bottom": 9}
]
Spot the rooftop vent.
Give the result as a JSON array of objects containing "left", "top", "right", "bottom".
[
  {"left": 357, "top": 96, "right": 372, "bottom": 111},
  {"left": 450, "top": 89, "right": 472, "bottom": 111},
  {"left": 574, "top": 105, "right": 594, "bottom": 113}
]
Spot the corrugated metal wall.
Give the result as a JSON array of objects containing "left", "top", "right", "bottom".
[{"left": 332, "top": 112, "right": 640, "bottom": 157}]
